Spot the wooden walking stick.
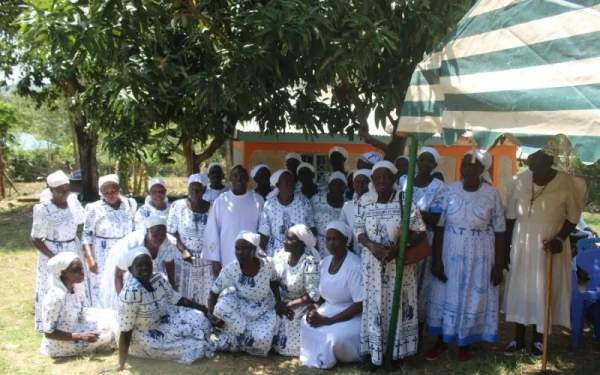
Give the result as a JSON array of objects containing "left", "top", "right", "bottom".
[{"left": 542, "top": 252, "right": 554, "bottom": 373}]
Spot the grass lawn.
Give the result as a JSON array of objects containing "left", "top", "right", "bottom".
[{"left": 1, "top": 195, "right": 599, "bottom": 374}]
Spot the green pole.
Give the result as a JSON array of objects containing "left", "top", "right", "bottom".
[{"left": 384, "top": 135, "right": 419, "bottom": 370}]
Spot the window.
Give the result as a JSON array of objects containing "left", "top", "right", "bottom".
[{"left": 301, "top": 153, "right": 328, "bottom": 182}]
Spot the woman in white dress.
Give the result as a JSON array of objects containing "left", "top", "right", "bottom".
[
  {"left": 167, "top": 173, "right": 212, "bottom": 304},
  {"left": 251, "top": 164, "right": 273, "bottom": 200},
  {"left": 208, "top": 231, "right": 283, "bottom": 357},
  {"left": 83, "top": 174, "right": 137, "bottom": 307},
  {"left": 115, "top": 247, "right": 214, "bottom": 368},
  {"left": 40, "top": 252, "right": 116, "bottom": 358},
  {"left": 203, "top": 162, "right": 230, "bottom": 203},
  {"left": 318, "top": 147, "right": 348, "bottom": 191},
  {"left": 31, "top": 170, "right": 85, "bottom": 332},
  {"left": 134, "top": 177, "right": 170, "bottom": 230},
  {"left": 398, "top": 147, "right": 447, "bottom": 339},
  {"left": 300, "top": 221, "right": 363, "bottom": 369},
  {"left": 503, "top": 139, "right": 586, "bottom": 356},
  {"left": 311, "top": 172, "right": 347, "bottom": 258},
  {"left": 425, "top": 150, "right": 505, "bottom": 361},
  {"left": 259, "top": 169, "right": 315, "bottom": 256},
  {"left": 296, "top": 162, "right": 319, "bottom": 199},
  {"left": 272, "top": 224, "right": 321, "bottom": 356},
  {"left": 395, "top": 156, "right": 409, "bottom": 181},
  {"left": 285, "top": 153, "right": 303, "bottom": 192},
  {"left": 355, "top": 161, "right": 426, "bottom": 368},
  {"left": 99, "top": 216, "right": 177, "bottom": 308},
  {"left": 340, "top": 169, "right": 371, "bottom": 255}
]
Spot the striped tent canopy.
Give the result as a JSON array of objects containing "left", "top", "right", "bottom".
[{"left": 398, "top": 0, "right": 600, "bottom": 163}]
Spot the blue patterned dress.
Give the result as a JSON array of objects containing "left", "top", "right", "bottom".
[
  {"left": 134, "top": 202, "right": 170, "bottom": 231},
  {"left": 399, "top": 175, "right": 446, "bottom": 323},
  {"left": 118, "top": 273, "right": 214, "bottom": 364},
  {"left": 426, "top": 182, "right": 505, "bottom": 345},
  {"left": 311, "top": 193, "right": 344, "bottom": 258},
  {"left": 210, "top": 258, "right": 279, "bottom": 357}
]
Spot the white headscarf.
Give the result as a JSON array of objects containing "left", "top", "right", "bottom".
[
  {"left": 270, "top": 169, "right": 292, "bottom": 187},
  {"left": 359, "top": 151, "right": 383, "bottom": 165},
  {"left": 372, "top": 160, "right": 398, "bottom": 175},
  {"left": 418, "top": 147, "right": 440, "bottom": 164},
  {"left": 296, "top": 162, "right": 315, "bottom": 174},
  {"left": 208, "top": 162, "right": 224, "bottom": 173},
  {"left": 145, "top": 215, "right": 167, "bottom": 229},
  {"left": 285, "top": 153, "right": 302, "bottom": 162},
  {"left": 126, "top": 246, "right": 152, "bottom": 268},
  {"left": 464, "top": 149, "right": 493, "bottom": 184},
  {"left": 395, "top": 155, "right": 409, "bottom": 163},
  {"left": 250, "top": 164, "right": 270, "bottom": 180},
  {"left": 48, "top": 252, "right": 79, "bottom": 289},
  {"left": 326, "top": 221, "right": 353, "bottom": 246},
  {"left": 288, "top": 224, "right": 321, "bottom": 260},
  {"left": 148, "top": 177, "right": 166, "bottom": 190},
  {"left": 329, "top": 146, "right": 348, "bottom": 160},
  {"left": 98, "top": 174, "right": 119, "bottom": 191},
  {"left": 235, "top": 230, "right": 267, "bottom": 258},
  {"left": 46, "top": 170, "right": 70, "bottom": 188},
  {"left": 353, "top": 169, "right": 372, "bottom": 181},
  {"left": 188, "top": 173, "right": 209, "bottom": 187},
  {"left": 328, "top": 171, "right": 348, "bottom": 186}
]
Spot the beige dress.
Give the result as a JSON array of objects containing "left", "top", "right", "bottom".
[{"left": 503, "top": 171, "right": 586, "bottom": 332}]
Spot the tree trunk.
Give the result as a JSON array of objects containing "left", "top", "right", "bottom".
[
  {"left": 0, "top": 141, "right": 5, "bottom": 198},
  {"left": 72, "top": 107, "right": 98, "bottom": 201},
  {"left": 182, "top": 136, "right": 198, "bottom": 175}
]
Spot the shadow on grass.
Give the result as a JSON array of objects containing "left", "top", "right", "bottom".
[{"left": 0, "top": 204, "right": 35, "bottom": 253}]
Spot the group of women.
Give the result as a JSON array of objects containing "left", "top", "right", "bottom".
[{"left": 32, "top": 139, "right": 586, "bottom": 370}]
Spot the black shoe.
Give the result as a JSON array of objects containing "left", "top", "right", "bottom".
[
  {"left": 531, "top": 342, "right": 543, "bottom": 357},
  {"left": 503, "top": 340, "right": 526, "bottom": 356}
]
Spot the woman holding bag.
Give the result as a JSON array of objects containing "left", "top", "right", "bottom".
[{"left": 425, "top": 150, "right": 506, "bottom": 362}]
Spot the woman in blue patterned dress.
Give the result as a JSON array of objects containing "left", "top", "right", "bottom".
[
  {"left": 31, "top": 170, "right": 85, "bottom": 332},
  {"left": 167, "top": 173, "right": 212, "bottom": 304},
  {"left": 311, "top": 172, "right": 347, "bottom": 258},
  {"left": 425, "top": 150, "right": 505, "bottom": 362},
  {"left": 259, "top": 169, "right": 315, "bottom": 256},
  {"left": 272, "top": 224, "right": 321, "bottom": 356},
  {"left": 83, "top": 174, "right": 137, "bottom": 307},
  {"left": 398, "top": 147, "right": 447, "bottom": 339},
  {"left": 208, "top": 231, "right": 283, "bottom": 357},
  {"left": 134, "top": 178, "right": 170, "bottom": 230},
  {"left": 115, "top": 247, "right": 214, "bottom": 368}
]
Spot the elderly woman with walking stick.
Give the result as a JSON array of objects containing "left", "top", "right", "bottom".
[{"left": 503, "top": 139, "right": 586, "bottom": 358}]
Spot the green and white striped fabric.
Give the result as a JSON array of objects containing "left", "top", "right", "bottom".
[{"left": 399, "top": 0, "right": 600, "bottom": 162}]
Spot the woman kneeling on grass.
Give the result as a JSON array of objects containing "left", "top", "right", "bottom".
[
  {"left": 116, "top": 247, "right": 214, "bottom": 368},
  {"left": 41, "top": 252, "right": 117, "bottom": 358}
]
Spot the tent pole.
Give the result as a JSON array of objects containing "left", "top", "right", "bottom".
[{"left": 384, "top": 135, "right": 418, "bottom": 370}]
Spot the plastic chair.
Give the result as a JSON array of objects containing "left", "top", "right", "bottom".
[
  {"left": 571, "top": 249, "right": 600, "bottom": 347},
  {"left": 576, "top": 237, "right": 600, "bottom": 254}
]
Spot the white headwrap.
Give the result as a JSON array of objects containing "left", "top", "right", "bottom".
[
  {"left": 288, "top": 224, "right": 321, "bottom": 260},
  {"left": 285, "top": 153, "right": 302, "bottom": 162},
  {"left": 328, "top": 171, "right": 348, "bottom": 186},
  {"left": 360, "top": 151, "right": 383, "bottom": 165},
  {"left": 98, "top": 174, "right": 119, "bottom": 191},
  {"left": 326, "top": 221, "right": 353, "bottom": 246},
  {"left": 464, "top": 149, "right": 493, "bottom": 184},
  {"left": 250, "top": 164, "right": 270, "bottom": 179},
  {"left": 46, "top": 170, "right": 70, "bottom": 188},
  {"left": 145, "top": 215, "right": 167, "bottom": 229},
  {"left": 354, "top": 169, "right": 372, "bottom": 181},
  {"left": 328, "top": 146, "right": 348, "bottom": 160},
  {"left": 126, "top": 246, "right": 152, "bottom": 268},
  {"left": 395, "top": 155, "right": 409, "bottom": 163},
  {"left": 270, "top": 169, "right": 292, "bottom": 187},
  {"left": 208, "top": 162, "right": 224, "bottom": 173},
  {"left": 418, "top": 147, "right": 440, "bottom": 164},
  {"left": 296, "top": 162, "right": 315, "bottom": 174},
  {"left": 235, "top": 230, "right": 267, "bottom": 258},
  {"left": 372, "top": 160, "right": 398, "bottom": 175},
  {"left": 48, "top": 252, "right": 79, "bottom": 289},
  {"left": 188, "top": 173, "right": 209, "bottom": 187},
  {"left": 148, "top": 177, "right": 166, "bottom": 190}
]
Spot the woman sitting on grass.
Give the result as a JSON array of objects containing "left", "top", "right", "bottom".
[{"left": 40, "top": 252, "right": 117, "bottom": 358}]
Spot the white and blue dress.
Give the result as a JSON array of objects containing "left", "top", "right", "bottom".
[
  {"left": 311, "top": 193, "right": 344, "bottom": 258},
  {"left": 117, "top": 273, "right": 214, "bottom": 364},
  {"left": 399, "top": 175, "right": 446, "bottom": 323},
  {"left": 426, "top": 182, "right": 506, "bottom": 345},
  {"left": 210, "top": 257, "right": 279, "bottom": 357},
  {"left": 134, "top": 202, "right": 170, "bottom": 231}
]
